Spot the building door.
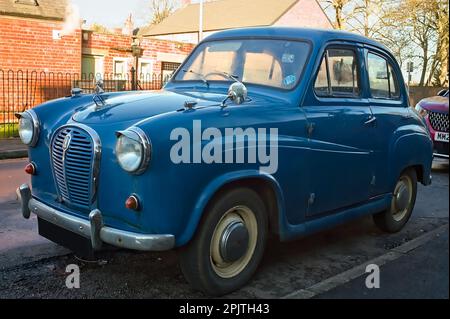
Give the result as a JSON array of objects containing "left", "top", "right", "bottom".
[
  {"left": 82, "top": 55, "right": 104, "bottom": 78},
  {"left": 82, "top": 55, "right": 95, "bottom": 76}
]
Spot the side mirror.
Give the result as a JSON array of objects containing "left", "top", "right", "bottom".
[{"left": 227, "top": 82, "right": 247, "bottom": 105}]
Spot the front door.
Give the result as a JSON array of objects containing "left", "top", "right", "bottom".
[{"left": 302, "top": 46, "right": 376, "bottom": 216}]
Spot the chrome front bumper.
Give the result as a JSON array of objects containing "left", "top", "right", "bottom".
[{"left": 17, "top": 184, "right": 175, "bottom": 252}]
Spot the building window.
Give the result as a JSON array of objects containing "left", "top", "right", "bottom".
[
  {"left": 139, "top": 60, "right": 154, "bottom": 82},
  {"left": 161, "top": 61, "right": 181, "bottom": 84},
  {"left": 14, "top": 0, "right": 38, "bottom": 6},
  {"left": 113, "top": 58, "right": 128, "bottom": 79}
]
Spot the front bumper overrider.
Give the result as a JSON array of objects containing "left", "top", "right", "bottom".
[{"left": 16, "top": 184, "right": 175, "bottom": 252}]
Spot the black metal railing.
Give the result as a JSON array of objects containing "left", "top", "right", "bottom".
[{"left": 0, "top": 69, "right": 170, "bottom": 138}]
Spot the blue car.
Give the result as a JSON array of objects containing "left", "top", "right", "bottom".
[{"left": 16, "top": 27, "right": 433, "bottom": 295}]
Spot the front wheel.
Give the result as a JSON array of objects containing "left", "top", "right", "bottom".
[
  {"left": 373, "top": 168, "right": 417, "bottom": 233},
  {"left": 179, "top": 188, "right": 268, "bottom": 296}
]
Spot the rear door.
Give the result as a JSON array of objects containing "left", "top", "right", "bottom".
[
  {"left": 302, "top": 44, "right": 376, "bottom": 216},
  {"left": 363, "top": 48, "right": 410, "bottom": 196}
]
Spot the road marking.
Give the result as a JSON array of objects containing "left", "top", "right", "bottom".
[{"left": 281, "top": 223, "right": 449, "bottom": 299}]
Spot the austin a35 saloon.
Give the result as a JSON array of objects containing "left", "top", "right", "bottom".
[{"left": 16, "top": 27, "right": 433, "bottom": 295}]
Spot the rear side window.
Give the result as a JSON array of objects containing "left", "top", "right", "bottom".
[
  {"left": 314, "top": 48, "right": 360, "bottom": 98},
  {"left": 367, "top": 53, "right": 400, "bottom": 99}
]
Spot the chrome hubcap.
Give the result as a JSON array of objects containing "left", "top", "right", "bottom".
[
  {"left": 210, "top": 206, "right": 257, "bottom": 278},
  {"left": 392, "top": 176, "right": 413, "bottom": 222}
]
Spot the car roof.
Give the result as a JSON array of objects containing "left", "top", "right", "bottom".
[{"left": 204, "top": 27, "right": 391, "bottom": 53}]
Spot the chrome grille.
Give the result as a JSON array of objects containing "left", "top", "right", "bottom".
[
  {"left": 429, "top": 111, "right": 449, "bottom": 132},
  {"left": 51, "top": 126, "right": 97, "bottom": 209}
]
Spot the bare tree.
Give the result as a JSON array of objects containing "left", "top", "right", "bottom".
[
  {"left": 349, "top": 0, "right": 384, "bottom": 37},
  {"left": 320, "top": 0, "right": 352, "bottom": 29},
  {"left": 148, "top": 0, "right": 180, "bottom": 25},
  {"left": 383, "top": 0, "right": 448, "bottom": 86},
  {"left": 427, "top": 0, "right": 449, "bottom": 86},
  {"left": 90, "top": 23, "right": 112, "bottom": 34},
  {"left": 319, "top": 0, "right": 448, "bottom": 86}
]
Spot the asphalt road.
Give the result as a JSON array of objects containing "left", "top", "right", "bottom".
[{"left": 0, "top": 158, "right": 448, "bottom": 298}]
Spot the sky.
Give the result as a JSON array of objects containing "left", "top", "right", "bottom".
[
  {"left": 69, "top": 0, "right": 423, "bottom": 83},
  {"left": 71, "top": 0, "right": 152, "bottom": 28}
]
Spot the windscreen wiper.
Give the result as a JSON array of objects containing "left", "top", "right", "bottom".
[
  {"left": 182, "top": 69, "right": 209, "bottom": 87},
  {"left": 213, "top": 70, "right": 239, "bottom": 82}
]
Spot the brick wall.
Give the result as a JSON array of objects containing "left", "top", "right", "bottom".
[
  {"left": 0, "top": 15, "right": 81, "bottom": 73},
  {"left": 0, "top": 15, "right": 82, "bottom": 124},
  {"left": 83, "top": 31, "right": 194, "bottom": 74},
  {"left": 0, "top": 15, "right": 194, "bottom": 124}
]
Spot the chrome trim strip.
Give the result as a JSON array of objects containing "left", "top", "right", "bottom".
[
  {"left": 433, "top": 152, "right": 449, "bottom": 159},
  {"left": 27, "top": 197, "right": 175, "bottom": 251},
  {"left": 116, "top": 127, "right": 152, "bottom": 175},
  {"left": 49, "top": 123, "right": 102, "bottom": 207},
  {"left": 129, "top": 126, "right": 152, "bottom": 175}
]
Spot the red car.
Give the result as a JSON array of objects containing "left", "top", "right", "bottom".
[{"left": 415, "top": 89, "right": 449, "bottom": 159}]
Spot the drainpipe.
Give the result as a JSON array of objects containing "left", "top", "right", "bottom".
[{"left": 198, "top": 0, "right": 203, "bottom": 42}]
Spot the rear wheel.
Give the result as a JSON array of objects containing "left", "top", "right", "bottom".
[
  {"left": 373, "top": 168, "right": 417, "bottom": 233},
  {"left": 179, "top": 187, "right": 268, "bottom": 296}
]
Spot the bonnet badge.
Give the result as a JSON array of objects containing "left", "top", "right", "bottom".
[{"left": 62, "top": 133, "right": 72, "bottom": 151}]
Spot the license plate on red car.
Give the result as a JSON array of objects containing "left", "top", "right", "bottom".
[{"left": 435, "top": 132, "right": 449, "bottom": 143}]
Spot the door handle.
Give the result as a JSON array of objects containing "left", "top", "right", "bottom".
[{"left": 364, "top": 115, "right": 377, "bottom": 126}]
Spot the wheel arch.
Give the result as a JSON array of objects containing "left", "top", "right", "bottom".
[
  {"left": 176, "top": 170, "right": 285, "bottom": 246},
  {"left": 388, "top": 128, "right": 433, "bottom": 190}
]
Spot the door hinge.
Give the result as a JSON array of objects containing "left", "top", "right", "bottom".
[{"left": 308, "top": 193, "right": 315, "bottom": 205}]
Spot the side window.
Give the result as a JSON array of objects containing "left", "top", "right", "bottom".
[
  {"left": 314, "top": 48, "right": 360, "bottom": 97},
  {"left": 389, "top": 64, "right": 400, "bottom": 98},
  {"left": 314, "top": 57, "right": 329, "bottom": 96},
  {"left": 368, "top": 53, "right": 401, "bottom": 99}
]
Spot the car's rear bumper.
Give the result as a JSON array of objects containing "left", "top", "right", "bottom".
[{"left": 17, "top": 184, "right": 175, "bottom": 252}]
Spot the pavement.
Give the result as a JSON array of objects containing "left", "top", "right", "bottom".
[
  {"left": 315, "top": 228, "right": 448, "bottom": 299},
  {"left": 0, "top": 158, "right": 448, "bottom": 299},
  {"left": 0, "top": 138, "right": 27, "bottom": 160}
]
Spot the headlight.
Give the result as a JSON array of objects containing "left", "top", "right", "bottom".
[
  {"left": 15, "top": 110, "right": 40, "bottom": 146},
  {"left": 115, "top": 127, "right": 151, "bottom": 174},
  {"left": 414, "top": 104, "right": 429, "bottom": 118}
]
